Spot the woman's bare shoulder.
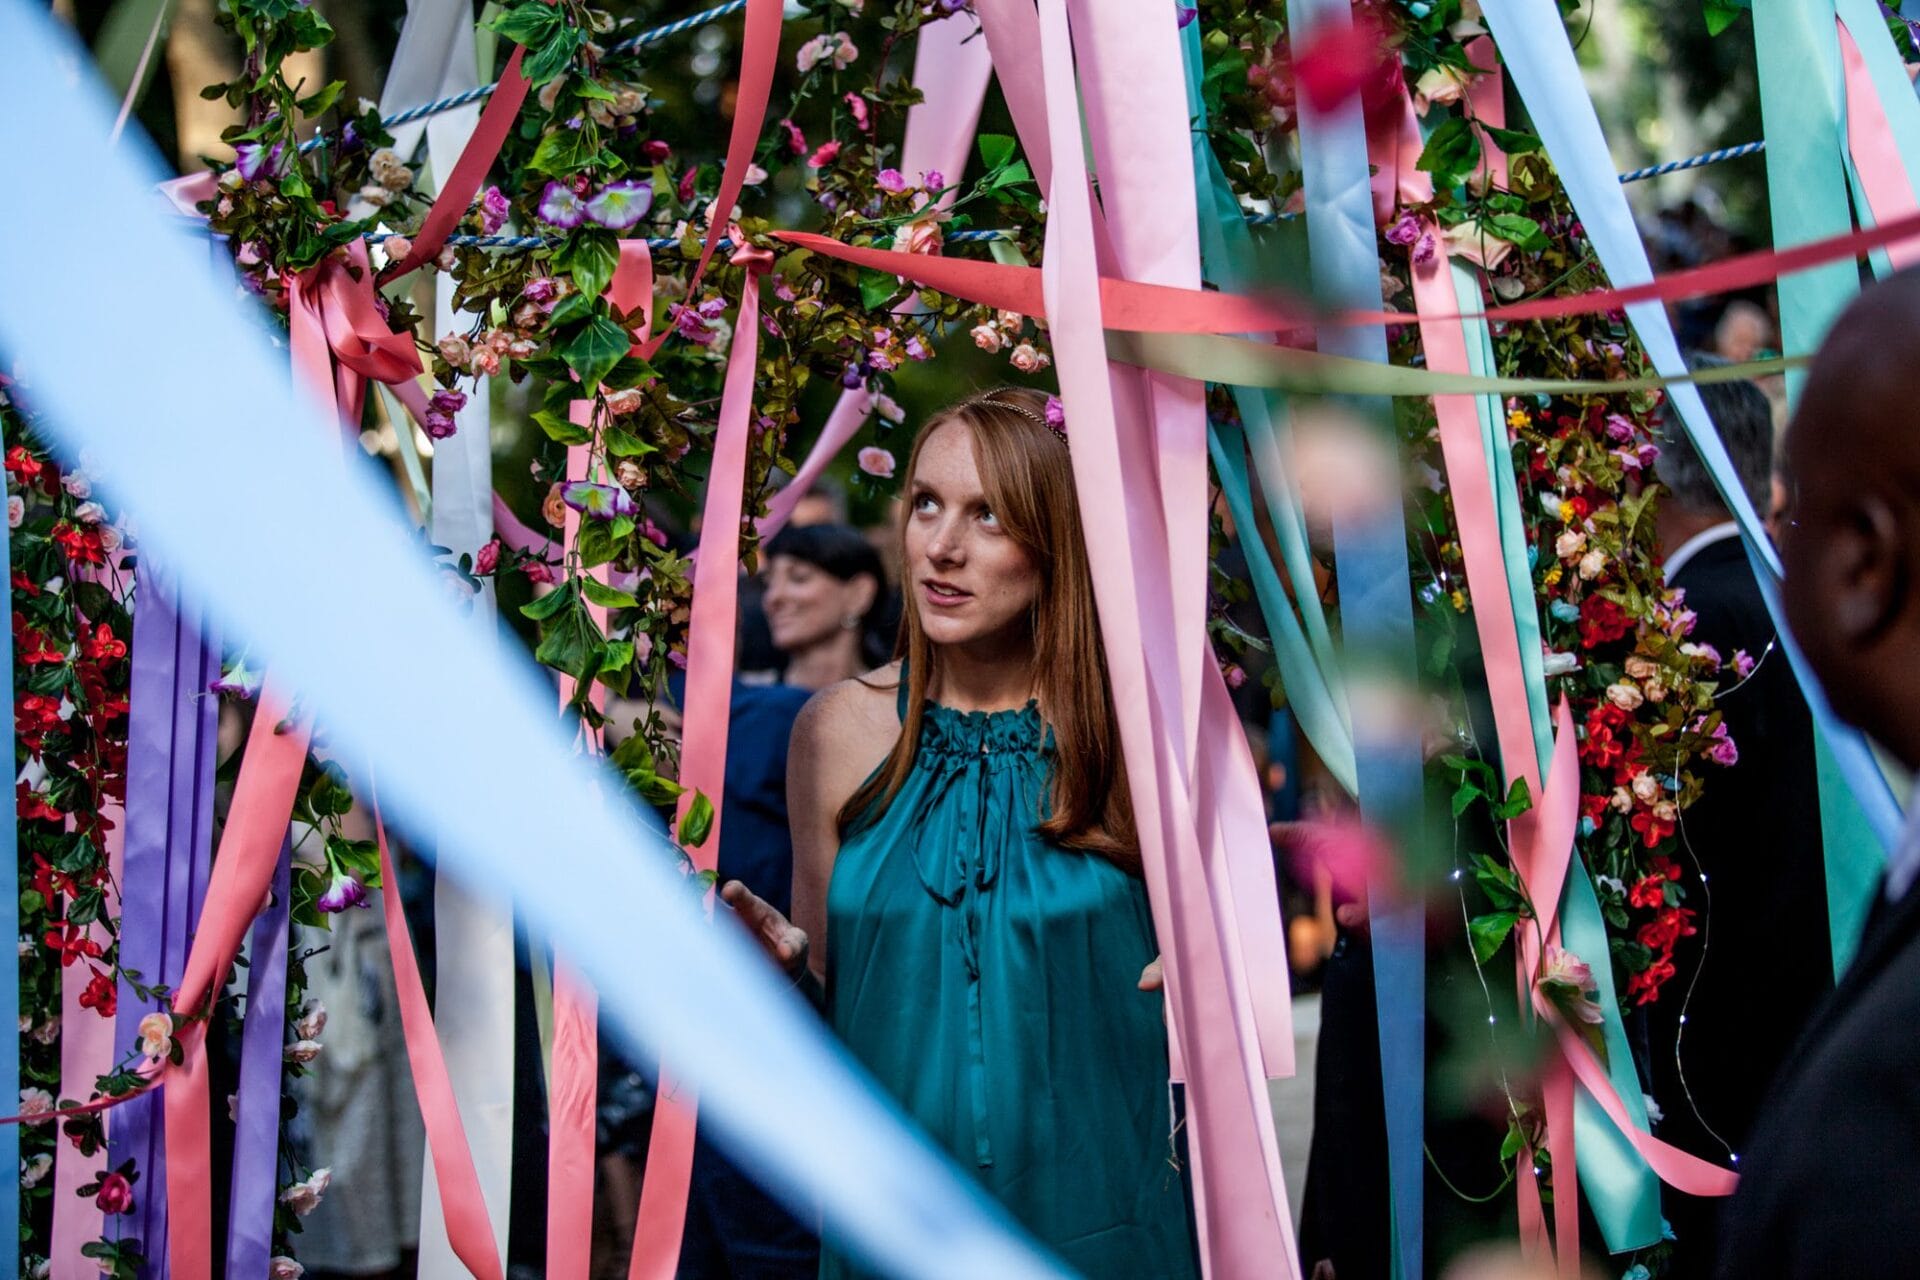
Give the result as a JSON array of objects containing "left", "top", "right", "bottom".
[
  {"left": 794, "top": 661, "right": 903, "bottom": 747},
  {"left": 791, "top": 662, "right": 902, "bottom": 802}
]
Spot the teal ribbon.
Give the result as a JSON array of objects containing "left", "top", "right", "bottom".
[{"left": 1755, "top": 0, "right": 1894, "bottom": 974}]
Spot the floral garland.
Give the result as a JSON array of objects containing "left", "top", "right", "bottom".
[{"left": 4, "top": 384, "right": 140, "bottom": 1278}]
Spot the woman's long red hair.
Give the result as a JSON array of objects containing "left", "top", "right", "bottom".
[{"left": 837, "top": 387, "right": 1137, "bottom": 870}]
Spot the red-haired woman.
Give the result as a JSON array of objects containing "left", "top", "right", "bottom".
[{"left": 725, "top": 388, "right": 1197, "bottom": 1277}]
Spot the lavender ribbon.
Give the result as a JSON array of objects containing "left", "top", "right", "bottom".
[
  {"left": 110, "top": 570, "right": 219, "bottom": 1271},
  {"left": 224, "top": 836, "right": 291, "bottom": 1280}
]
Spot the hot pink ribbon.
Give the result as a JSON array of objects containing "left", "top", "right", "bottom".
[{"left": 1837, "top": 16, "right": 1920, "bottom": 271}]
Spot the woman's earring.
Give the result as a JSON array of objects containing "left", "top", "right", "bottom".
[{"left": 841, "top": 613, "right": 861, "bottom": 630}]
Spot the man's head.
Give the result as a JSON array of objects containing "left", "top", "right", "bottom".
[
  {"left": 1656, "top": 358, "right": 1776, "bottom": 521},
  {"left": 1714, "top": 300, "right": 1774, "bottom": 364},
  {"left": 1780, "top": 269, "right": 1920, "bottom": 767}
]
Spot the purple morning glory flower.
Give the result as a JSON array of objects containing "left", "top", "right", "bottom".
[
  {"left": 209, "top": 657, "right": 261, "bottom": 699},
  {"left": 586, "top": 179, "right": 655, "bottom": 231},
  {"left": 669, "top": 303, "right": 716, "bottom": 345},
  {"left": 235, "top": 142, "right": 287, "bottom": 182},
  {"left": 538, "top": 181, "right": 587, "bottom": 230},
  {"left": 924, "top": 169, "right": 946, "bottom": 191},
  {"left": 1176, "top": 5, "right": 1197, "bottom": 27},
  {"left": 561, "top": 481, "right": 639, "bottom": 521},
  {"left": 316, "top": 872, "right": 369, "bottom": 913}
]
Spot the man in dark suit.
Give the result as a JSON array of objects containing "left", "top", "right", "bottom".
[
  {"left": 1649, "top": 364, "right": 1830, "bottom": 1274},
  {"left": 1715, "top": 271, "right": 1920, "bottom": 1278}
]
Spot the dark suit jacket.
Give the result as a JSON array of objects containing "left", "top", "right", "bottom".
[
  {"left": 1656, "top": 535, "right": 1831, "bottom": 1273},
  {"left": 1713, "top": 874, "right": 1920, "bottom": 1279}
]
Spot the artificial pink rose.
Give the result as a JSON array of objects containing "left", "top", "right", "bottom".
[
  {"left": 269, "top": 1258, "right": 305, "bottom": 1280},
  {"left": 474, "top": 541, "right": 500, "bottom": 575},
  {"left": 1538, "top": 944, "right": 1594, "bottom": 992},
  {"left": 382, "top": 235, "right": 412, "bottom": 263},
  {"left": 857, "top": 447, "right": 896, "bottom": 479},
  {"left": 604, "top": 388, "right": 645, "bottom": 416},
  {"left": 1577, "top": 548, "right": 1606, "bottom": 580},
  {"left": 437, "top": 246, "right": 459, "bottom": 272},
  {"left": 436, "top": 334, "right": 471, "bottom": 368},
  {"left": 1605, "top": 682, "right": 1644, "bottom": 711},
  {"left": 1610, "top": 787, "right": 1634, "bottom": 814},
  {"left": 1555, "top": 529, "right": 1586, "bottom": 561},
  {"left": 294, "top": 1001, "right": 327, "bottom": 1041},
  {"left": 1653, "top": 800, "right": 1679, "bottom": 825},
  {"left": 1624, "top": 655, "right": 1658, "bottom": 681},
  {"left": 970, "top": 324, "right": 1004, "bottom": 353},
  {"left": 18, "top": 1087, "right": 53, "bottom": 1120},
  {"left": 615, "top": 459, "right": 645, "bottom": 490},
  {"left": 542, "top": 484, "right": 568, "bottom": 529},
  {"left": 808, "top": 140, "right": 842, "bottom": 169},
  {"left": 1412, "top": 66, "right": 1469, "bottom": 114},
  {"left": 137, "top": 1011, "right": 173, "bottom": 1059},
  {"left": 7, "top": 495, "right": 22, "bottom": 530},
  {"left": 94, "top": 1172, "right": 134, "bottom": 1215},
  {"left": 284, "top": 1039, "right": 323, "bottom": 1064},
  {"left": 523, "top": 561, "right": 559, "bottom": 586},
  {"left": 1630, "top": 772, "right": 1659, "bottom": 804},
  {"left": 892, "top": 217, "right": 943, "bottom": 256},
  {"left": 1442, "top": 219, "right": 1514, "bottom": 272},
  {"left": 1008, "top": 342, "right": 1048, "bottom": 373},
  {"left": 469, "top": 349, "right": 501, "bottom": 377}
]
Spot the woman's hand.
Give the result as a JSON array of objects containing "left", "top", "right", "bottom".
[{"left": 719, "top": 880, "right": 810, "bottom": 978}]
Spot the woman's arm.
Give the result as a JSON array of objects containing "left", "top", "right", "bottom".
[{"left": 787, "top": 669, "right": 899, "bottom": 984}]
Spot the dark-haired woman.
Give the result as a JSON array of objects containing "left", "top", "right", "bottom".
[
  {"left": 761, "top": 523, "right": 891, "bottom": 691},
  {"left": 723, "top": 388, "right": 1197, "bottom": 1277}
]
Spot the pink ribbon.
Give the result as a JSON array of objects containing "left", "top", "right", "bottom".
[
  {"left": 1837, "top": 16, "right": 1920, "bottom": 270},
  {"left": 373, "top": 807, "right": 507, "bottom": 1280},
  {"left": 1034, "top": 1, "right": 1299, "bottom": 1274},
  {"left": 624, "top": 243, "right": 772, "bottom": 1279}
]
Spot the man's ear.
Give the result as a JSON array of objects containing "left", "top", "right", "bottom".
[{"left": 1826, "top": 492, "right": 1909, "bottom": 651}]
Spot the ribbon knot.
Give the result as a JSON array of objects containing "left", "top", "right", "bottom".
[{"left": 728, "top": 236, "right": 775, "bottom": 274}]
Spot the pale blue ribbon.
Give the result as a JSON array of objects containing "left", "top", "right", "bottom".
[
  {"left": 1282, "top": 2, "right": 1425, "bottom": 1272},
  {"left": 0, "top": 7, "right": 1062, "bottom": 1275}
]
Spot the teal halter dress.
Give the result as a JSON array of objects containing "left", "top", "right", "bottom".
[{"left": 822, "top": 693, "right": 1199, "bottom": 1278}]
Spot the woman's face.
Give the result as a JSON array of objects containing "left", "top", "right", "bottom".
[
  {"left": 762, "top": 554, "right": 872, "bottom": 654},
  {"left": 904, "top": 419, "right": 1043, "bottom": 651}
]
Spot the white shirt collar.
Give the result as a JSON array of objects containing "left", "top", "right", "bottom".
[
  {"left": 1662, "top": 521, "right": 1744, "bottom": 583},
  {"left": 1885, "top": 779, "right": 1920, "bottom": 902}
]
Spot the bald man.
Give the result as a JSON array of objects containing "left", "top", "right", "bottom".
[{"left": 1715, "top": 270, "right": 1920, "bottom": 1278}]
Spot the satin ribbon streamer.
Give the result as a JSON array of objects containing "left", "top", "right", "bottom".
[
  {"left": 224, "top": 838, "right": 290, "bottom": 1280},
  {"left": 1291, "top": 2, "right": 1425, "bottom": 1271}
]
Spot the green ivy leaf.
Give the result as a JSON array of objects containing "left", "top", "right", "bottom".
[
  {"left": 581, "top": 579, "right": 639, "bottom": 609},
  {"left": 519, "top": 579, "right": 578, "bottom": 622},
  {"left": 1492, "top": 775, "right": 1534, "bottom": 821},
  {"left": 1416, "top": 116, "right": 1481, "bottom": 188},
  {"left": 532, "top": 409, "right": 592, "bottom": 445},
  {"left": 1704, "top": 0, "right": 1748, "bottom": 37},
  {"left": 576, "top": 519, "right": 620, "bottom": 569},
  {"left": 1469, "top": 910, "right": 1520, "bottom": 964},
  {"left": 601, "top": 423, "right": 655, "bottom": 457},
  {"left": 296, "top": 79, "right": 346, "bottom": 117},
  {"left": 1481, "top": 212, "right": 1549, "bottom": 252},
  {"left": 530, "top": 121, "right": 599, "bottom": 177},
  {"left": 679, "top": 790, "right": 716, "bottom": 848},
  {"left": 561, "top": 314, "right": 632, "bottom": 393},
  {"left": 859, "top": 267, "right": 902, "bottom": 311},
  {"left": 1480, "top": 124, "right": 1544, "bottom": 156},
  {"left": 483, "top": 1, "right": 561, "bottom": 47},
  {"left": 556, "top": 230, "right": 621, "bottom": 302},
  {"left": 522, "top": 24, "right": 585, "bottom": 86},
  {"left": 976, "top": 133, "right": 1017, "bottom": 172},
  {"left": 544, "top": 291, "right": 594, "bottom": 330}
]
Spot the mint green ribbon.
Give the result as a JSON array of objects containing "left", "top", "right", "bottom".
[{"left": 1756, "top": 0, "right": 1891, "bottom": 975}]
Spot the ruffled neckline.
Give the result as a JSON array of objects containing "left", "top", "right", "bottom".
[{"left": 918, "top": 700, "right": 1047, "bottom": 758}]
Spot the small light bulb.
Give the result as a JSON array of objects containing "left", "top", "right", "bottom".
[
  {"left": 1700, "top": 873, "right": 1709, "bottom": 884},
  {"left": 1488, "top": 1015, "right": 1497, "bottom": 1025},
  {"left": 1730, "top": 1153, "right": 1740, "bottom": 1164},
  {"left": 1451, "top": 869, "right": 1462, "bottom": 881},
  {"left": 1678, "top": 1014, "right": 1688, "bottom": 1025}
]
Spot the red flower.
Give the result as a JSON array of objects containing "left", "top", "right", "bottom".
[
  {"left": 30, "top": 854, "right": 74, "bottom": 903},
  {"left": 12, "top": 612, "right": 62, "bottom": 666},
  {"left": 52, "top": 522, "right": 105, "bottom": 567},
  {"left": 1627, "top": 873, "right": 1669, "bottom": 909},
  {"left": 1625, "top": 957, "right": 1677, "bottom": 1005},
  {"left": 1630, "top": 805, "right": 1676, "bottom": 849},
  {"left": 5, "top": 445, "right": 43, "bottom": 483},
  {"left": 1637, "top": 907, "right": 1698, "bottom": 952},
  {"left": 79, "top": 623, "right": 126, "bottom": 663},
  {"left": 94, "top": 1171, "right": 134, "bottom": 1214},
  {"left": 17, "top": 782, "right": 63, "bottom": 823},
  {"left": 77, "top": 967, "right": 116, "bottom": 1018},
  {"left": 44, "top": 920, "right": 103, "bottom": 967},
  {"left": 1580, "top": 791, "right": 1611, "bottom": 823},
  {"left": 1577, "top": 595, "right": 1633, "bottom": 649}
]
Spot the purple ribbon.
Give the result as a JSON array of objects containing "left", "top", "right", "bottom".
[
  {"left": 111, "top": 571, "right": 219, "bottom": 1272},
  {"left": 225, "top": 835, "right": 291, "bottom": 1280}
]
